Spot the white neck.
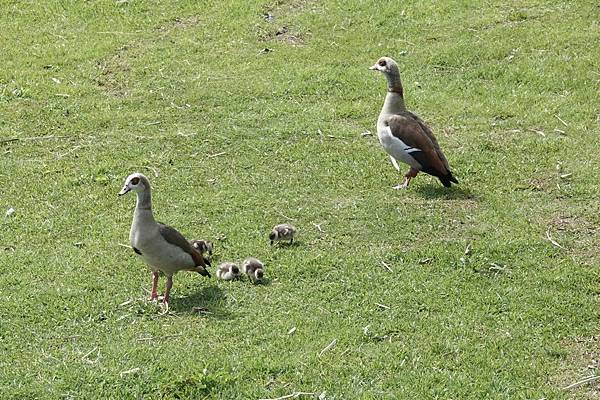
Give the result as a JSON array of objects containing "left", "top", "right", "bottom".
[
  {"left": 380, "top": 92, "right": 407, "bottom": 117},
  {"left": 133, "top": 189, "right": 156, "bottom": 224}
]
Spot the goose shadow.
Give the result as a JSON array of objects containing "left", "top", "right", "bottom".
[
  {"left": 242, "top": 276, "right": 273, "bottom": 286},
  {"left": 415, "top": 184, "right": 476, "bottom": 201},
  {"left": 172, "top": 284, "right": 231, "bottom": 319},
  {"left": 270, "top": 241, "right": 301, "bottom": 249}
]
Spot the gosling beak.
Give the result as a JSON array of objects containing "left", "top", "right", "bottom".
[
  {"left": 118, "top": 186, "right": 130, "bottom": 196},
  {"left": 368, "top": 64, "right": 379, "bottom": 71}
]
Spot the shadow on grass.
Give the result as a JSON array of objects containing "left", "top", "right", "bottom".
[
  {"left": 246, "top": 277, "right": 273, "bottom": 286},
  {"left": 173, "top": 284, "right": 231, "bottom": 319},
  {"left": 271, "top": 241, "right": 301, "bottom": 249},
  {"left": 415, "top": 184, "right": 476, "bottom": 200}
]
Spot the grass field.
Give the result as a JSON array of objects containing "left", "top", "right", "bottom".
[{"left": 1, "top": 0, "right": 599, "bottom": 398}]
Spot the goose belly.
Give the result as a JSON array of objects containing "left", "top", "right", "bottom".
[
  {"left": 377, "top": 126, "right": 422, "bottom": 169},
  {"left": 132, "top": 233, "right": 195, "bottom": 274}
]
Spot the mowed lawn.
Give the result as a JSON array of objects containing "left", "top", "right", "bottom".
[{"left": 1, "top": 0, "right": 598, "bottom": 398}]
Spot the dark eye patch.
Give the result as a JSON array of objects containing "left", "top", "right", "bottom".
[
  {"left": 131, "top": 177, "right": 140, "bottom": 185},
  {"left": 378, "top": 59, "right": 387, "bottom": 67}
]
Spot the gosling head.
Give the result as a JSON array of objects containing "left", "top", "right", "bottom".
[
  {"left": 254, "top": 267, "right": 264, "bottom": 281},
  {"left": 269, "top": 230, "right": 278, "bottom": 245}
]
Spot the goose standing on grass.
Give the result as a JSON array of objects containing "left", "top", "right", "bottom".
[
  {"left": 369, "top": 56, "right": 458, "bottom": 189},
  {"left": 216, "top": 262, "right": 240, "bottom": 281},
  {"left": 270, "top": 223, "right": 297, "bottom": 245},
  {"left": 242, "top": 257, "right": 264, "bottom": 283},
  {"left": 118, "top": 173, "right": 210, "bottom": 311}
]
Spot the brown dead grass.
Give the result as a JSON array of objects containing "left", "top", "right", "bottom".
[
  {"left": 255, "top": 24, "right": 308, "bottom": 46},
  {"left": 549, "top": 213, "right": 600, "bottom": 266},
  {"left": 551, "top": 215, "right": 596, "bottom": 235},
  {"left": 557, "top": 335, "right": 599, "bottom": 399},
  {"left": 263, "top": 0, "right": 316, "bottom": 14},
  {"left": 94, "top": 15, "right": 202, "bottom": 96},
  {"left": 94, "top": 44, "right": 134, "bottom": 97},
  {"left": 256, "top": 0, "right": 317, "bottom": 46},
  {"left": 155, "top": 15, "right": 201, "bottom": 33}
]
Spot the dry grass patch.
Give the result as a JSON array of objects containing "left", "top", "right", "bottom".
[{"left": 557, "top": 335, "right": 600, "bottom": 399}]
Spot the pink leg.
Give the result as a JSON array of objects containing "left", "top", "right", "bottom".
[
  {"left": 149, "top": 271, "right": 159, "bottom": 301},
  {"left": 393, "top": 168, "right": 419, "bottom": 189},
  {"left": 162, "top": 276, "right": 173, "bottom": 310}
]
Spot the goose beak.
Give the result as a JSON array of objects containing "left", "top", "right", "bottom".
[{"left": 118, "top": 186, "right": 130, "bottom": 196}]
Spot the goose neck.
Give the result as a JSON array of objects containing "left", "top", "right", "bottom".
[{"left": 135, "top": 188, "right": 153, "bottom": 211}]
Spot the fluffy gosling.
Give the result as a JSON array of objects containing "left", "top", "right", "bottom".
[
  {"left": 242, "top": 257, "right": 264, "bottom": 283},
  {"left": 216, "top": 262, "right": 240, "bottom": 281},
  {"left": 190, "top": 239, "right": 213, "bottom": 265},
  {"left": 270, "top": 223, "right": 297, "bottom": 245}
]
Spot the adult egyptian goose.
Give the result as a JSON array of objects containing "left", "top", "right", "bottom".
[
  {"left": 118, "top": 173, "right": 210, "bottom": 310},
  {"left": 242, "top": 257, "right": 264, "bottom": 283},
  {"left": 216, "top": 262, "right": 240, "bottom": 281},
  {"left": 369, "top": 56, "right": 458, "bottom": 188},
  {"left": 269, "top": 223, "right": 297, "bottom": 245}
]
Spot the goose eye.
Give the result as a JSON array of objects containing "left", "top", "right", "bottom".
[
  {"left": 378, "top": 60, "right": 387, "bottom": 67},
  {"left": 131, "top": 177, "right": 140, "bottom": 185}
]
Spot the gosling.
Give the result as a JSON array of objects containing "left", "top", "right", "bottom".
[
  {"left": 216, "top": 262, "right": 240, "bottom": 281},
  {"left": 242, "top": 257, "right": 264, "bottom": 283},
  {"left": 190, "top": 239, "right": 213, "bottom": 265},
  {"left": 270, "top": 223, "right": 297, "bottom": 245}
]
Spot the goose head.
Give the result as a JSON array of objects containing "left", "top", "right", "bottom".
[
  {"left": 118, "top": 173, "right": 150, "bottom": 196},
  {"left": 369, "top": 57, "right": 400, "bottom": 76}
]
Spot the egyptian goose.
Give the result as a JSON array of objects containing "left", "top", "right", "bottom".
[
  {"left": 216, "top": 262, "right": 240, "bottom": 281},
  {"left": 118, "top": 173, "right": 210, "bottom": 310},
  {"left": 369, "top": 56, "right": 458, "bottom": 188},
  {"left": 270, "top": 223, "right": 297, "bottom": 245},
  {"left": 242, "top": 257, "right": 264, "bottom": 283}
]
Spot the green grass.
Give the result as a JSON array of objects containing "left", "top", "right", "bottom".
[{"left": 1, "top": 0, "right": 599, "bottom": 398}]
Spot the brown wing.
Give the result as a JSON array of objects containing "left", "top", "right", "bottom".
[
  {"left": 386, "top": 113, "right": 450, "bottom": 178},
  {"left": 158, "top": 223, "right": 207, "bottom": 269},
  {"left": 405, "top": 111, "right": 451, "bottom": 170}
]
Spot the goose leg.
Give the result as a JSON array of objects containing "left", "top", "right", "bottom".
[
  {"left": 393, "top": 168, "right": 419, "bottom": 189},
  {"left": 149, "top": 271, "right": 160, "bottom": 301},
  {"left": 162, "top": 276, "right": 173, "bottom": 311}
]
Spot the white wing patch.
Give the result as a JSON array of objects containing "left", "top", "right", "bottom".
[
  {"left": 378, "top": 126, "right": 422, "bottom": 169},
  {"left": 390, "top": 156, "right": 401, "bottom": 171}
]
